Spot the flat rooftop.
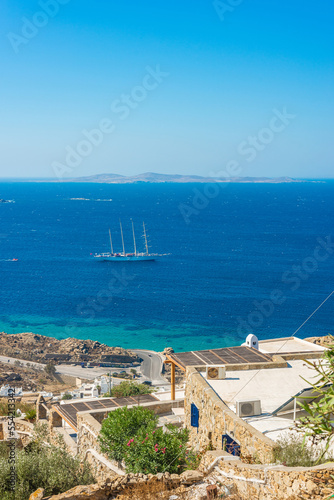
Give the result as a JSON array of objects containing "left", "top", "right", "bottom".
[
  {"left": 259, "top": 336, "right": 326, "bottom": 355},
  {"left": 203, "top": 359, "right": 317, "bottom": 414},
  {"left": 154, "top": 389, "right": 185, "bottom": 401},
  {"left": 202, "top": 357, "right": 325, "bottom": 441}
]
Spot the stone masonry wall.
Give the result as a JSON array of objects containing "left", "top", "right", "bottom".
[
  {"left": 185, "top": 367, "right": 277, "bottom": 463},
  {"left": 77, "top": 412, "right": 121, "bottom": 481},
  {"left": 77, "top": 399, "right": 185, "bottom": 481},
  {"left": 86, "top": 399, "right": 185, "bottom": 425},
  {"left": 215, "top": 458, "right": 334, "bottom": 500}
]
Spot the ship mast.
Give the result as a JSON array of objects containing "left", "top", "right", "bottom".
[
  {"left": 109, "top": 228, "right": 114, "bottom": 254},
  {"left": 131, "top": 220, "right": 137, "bottom": 256},
  {"left": 119, "top": 220, "right": 125, "bottom": 255},
  {"left": 143, "top": 221, "right": 149, "bottom": 255}
]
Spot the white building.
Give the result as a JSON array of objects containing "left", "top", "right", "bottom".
[
  {"left": 61, "top": 383, "right": 99, "bottom": 401},
  {"left": 94, "top": 376, "right": 112, "bottom": 395},
  {"left": 0, "top": 385, "right": 23, "bottom": 396}
]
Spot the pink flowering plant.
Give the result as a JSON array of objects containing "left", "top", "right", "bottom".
[
  {"left": 99, "top": 406, "right": 158, "bottom": 462},
  {"left": 99, "top": 406, "right": 192, "bottom": 474},
  {"left": 123, "top": 424, "right": 190, "bottom": 474}
]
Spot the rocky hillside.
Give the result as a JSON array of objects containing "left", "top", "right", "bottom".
[
  {"left": 57, "top": 172, "right": 307, "bottom": 184},
  {"left": 0, "top": 332, "right": 139, "bottom": 365},
  {"left": 305, "top": 335, "right": 333, "bottom": 348}
]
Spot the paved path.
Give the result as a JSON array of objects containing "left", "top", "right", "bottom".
[
  {"left": 0, "top": 355, "right": 44, "bottom": 370},
  {"left": 56, "top": 364, "right": 109, "bottom": 380},
  {"left": 131, "top": 349, "right": 168, "bottom": 387},
  {"left": 0, "top": 351, "right": 169, "bottom": 388}
]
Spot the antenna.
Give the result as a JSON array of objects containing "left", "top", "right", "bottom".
[
  {"left": 119, "top": 220, "right": 125, "bottom": 255},
  {"left": 131, "top": 220, "right": 137, "bottom": 256},
  {"left": 109, "top": 229, "right": 113, "bottom": 254}
]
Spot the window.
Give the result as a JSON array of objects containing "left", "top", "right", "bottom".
[
  {"left": 190, "top": 403, "right": 199, "bottom": 428},
  {"left": 222, "top": 434, "right": 240, "bottom": 456}
]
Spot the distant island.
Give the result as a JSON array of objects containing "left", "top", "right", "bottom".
[{"left": 50, "top": 172, "right": 320, "bottom": 184}]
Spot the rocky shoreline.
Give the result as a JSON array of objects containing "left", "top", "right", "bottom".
[{"left": 0, "top": 332, "right": 139, "bottom": 365}]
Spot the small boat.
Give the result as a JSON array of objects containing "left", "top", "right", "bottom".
[{"left": 94, "top": 221, "right": 155, "bottom": 262}]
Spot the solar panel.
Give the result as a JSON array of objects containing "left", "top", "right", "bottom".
[
  {"left": 86, "top": 401, "right": 106, "bottom": 409},
  {"left": 71, "top": 402, "right": 90, "bottom": 411},
  {"left": 98, "top": 399, "right": 118, "bottom": 408},
  {"left": 52, "top": 394, "right": 159, "bottom": 431},
  {"left": 169, "top": 346, "right": 273, "bottom": 369}
]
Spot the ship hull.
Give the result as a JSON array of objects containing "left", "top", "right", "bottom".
[{"left": 94, "top": 254, "right": 155, "bottom": 262}]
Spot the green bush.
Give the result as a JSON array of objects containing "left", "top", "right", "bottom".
[
  {"left": 61, "top": 393, "right": 73, "bottom": 400},
  {"left": 99, "top": 406, "right": 193, "bottom": 474},
  {"left": 99, "top": 406, "right": 158, "bottom": 462},
  {"left": 124, "top": 424, "right": 190, "bottom": 474},
  {"left": 24, "top": 408, "right": 36, "bottom": 422},
  {"left": 104, "top": 381, "right": 152, "bottom": 398},
  {"left": 44, "top": 363, "right": 56, "bottom": 377},
  {"left": 0, "top": 400, "right": 35, "bottom": 418},
  {"left": 274, "top": 433, "right": 334, "bottom": 467},
  {"left": 0, "top": 424, "right": 94, "bottom": 499}
]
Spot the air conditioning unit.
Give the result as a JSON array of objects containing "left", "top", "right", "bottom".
[
  {"left": 206, "top": 366, "right": 226, "bottom": 380},
  {"left": 236, "top": 399, "right": 261, "bottom": 417}
]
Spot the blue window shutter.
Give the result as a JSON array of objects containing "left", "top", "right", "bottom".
[
  {"left": 191, "top": 403, "right": 199, "bottom": 427},
  {"left": 222, "top": 434, "right": 241, "bottom": 456}
]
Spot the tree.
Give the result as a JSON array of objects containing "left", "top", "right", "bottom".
[
  {"left": 44, "top": 363, "right": 56, "bottom": 377},
  {"left": 61, "top": 393, "right": 73, "bottom": 400},
  {"left": 296, "top": 335, "right": 334, "bottom": 462},
  {"left": 103, "top": 381, "right": 152, "bottom": 398}
]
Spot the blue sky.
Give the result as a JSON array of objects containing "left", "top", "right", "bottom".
[{"left": 1, "top": 0, "right": 333, "bottom": 178}]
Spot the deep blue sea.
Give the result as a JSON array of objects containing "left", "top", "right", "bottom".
[{"left": 0, "top": 181, "right": 333, "bottom": 352}]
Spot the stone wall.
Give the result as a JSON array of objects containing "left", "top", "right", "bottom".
[
  {"left": 185, "top": 367, "right": 277, "bottom": 463},
  {"left": 0, "top": 418, "right": 4, "bottom": 440},
  {"left": 14, "top": 418, "right": 35, "bottom": 446},
  {"left": 84, "top": 399, "right": 184, "bottom": 425},
  {"left": 0, "top": 417, "right": 34, "bottom": 447},
  {"left": 44, "top": 470, "right": 203, "bottom": 500},
  {"left": 77, "top": 399, "right": 185, "bottom": 481},
  {"left": 77, "top": 412, "right": 124, "bottom": 481},
  {"left": 214, "top": 458, "right": 334, "bottom": 500}
]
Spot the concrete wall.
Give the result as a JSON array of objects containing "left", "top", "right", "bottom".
[{"left": 185, "top": 367, "right": 277, "bottom": 463}]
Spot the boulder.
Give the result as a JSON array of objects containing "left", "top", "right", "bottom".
[
  {"left": 47, "top": 484, "right": 109, "bottom": 500},
  {"left": 170, "top": 473, "right": 181, "bottom": 485},
  {"left": 6, "top": 373, "right": 22, "bottom": 381},
  {"left": 29, "top": 488, "right": 44, "bottom": 500},
  {"left": 180, "top": 470, "right": 204, "bottom": 485}
]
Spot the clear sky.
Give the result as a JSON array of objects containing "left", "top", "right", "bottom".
[{"left": 1, "top": 0, "right": 333, "bottom": 179}]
